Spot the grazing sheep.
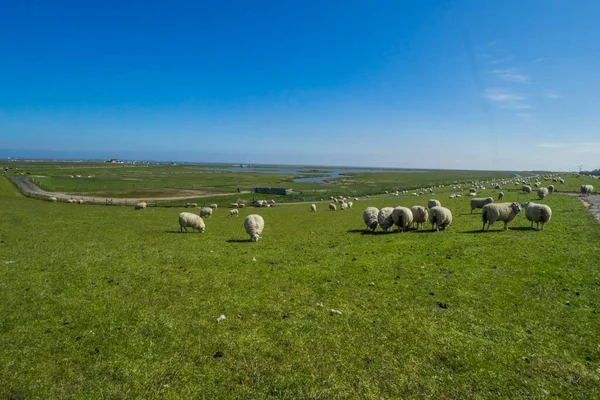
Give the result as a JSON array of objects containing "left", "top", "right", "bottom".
[
  {"left": 428, "top": 206, "right": 453, "bottom": 232},
  {"left": 548, "top": 185, "right": 555, "bottom": 194},
  {"left": 200, "top": 207, "right": 213, "bottom": 217},
  {"left": 238, "top": 203, "right": 246, "bottom": 208},
  {"left": 48, "top": 196, "right": 57, "bottom": 202},
  {"left": 392, "top": 206, "right": 413, "bottom": 232},
  {"left": 244, "top": 214, "right": 264, "bottom": 242},
  {"left": 229, "top": 209, "right": 239, "bottom": 217},
  {"left": 537, "top": 187, "right": 549, "bottom": 200},
  {"left": 581, "top": 184, "right": 594, "bottom": 194},
  {"left": 310, "top": 204, "right": 317, "bottom": 212},
  {"left": 495, "top": 184, "right": 502, "bottom": 189},
  {"left": 66, "top": 199, "right": 75, "bottom": 204},
  {"left": 448, "top": 194, "right": 456, "bottom": 199},
  {"left": 230, "top": 203, "right": 239, "bottom": 208},
  {"left": 179, "top": 212, "right": 205, "bottom": 233},
  {"left": 498, "top": 192, "right": 504, "bottom": 200},
  {"left": 523, "top": 202, "right": 552, "bottom": 230},
  {"left": 377, "top": 207, "right": 395, "bottom": 233},
  {"left": 522, "top": 185, "right": 532, "bottom": 194},
  {"left": 340, "top": 202, "right": 347, "bottom": 210},
  {"left": 347, "top": 201, "right": 353, "bottom": 209},
  {"left": 185, "top": 202, "right": 197, "bottom": 208},
  {"left": 468, "top": 192, "right": 476, "bottom": 197},
  {"left": 210, "top": 203, "right": 218, "bottom": 209},
  {"left": 135, "top": 201, "right": 147, "bottom": 210},
  {"left": 481, "top": 202, "right": 522, "bottom": 232},
  {"left": 363, "top": 207, "right": 379, "bottom": 232},
  {"left": 410, "top": 205, "right": 428, "bottom": 230},
  {"left": 329, "top": 203, "right": 337, "bottom": 211},
  {"left": 427, "top": 199, "right": 441, "bottom": 209},
  {"left": 470, "top": 197, "right": 494, "bottom": 214}
]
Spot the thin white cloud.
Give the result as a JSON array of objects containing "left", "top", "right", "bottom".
[
  {"left": 485, "top": 88, "right": 526, "bottom": 102},
  {"left": 544, "top": 90, "right": 561, "bottom": 99},
  {"left": 489, "top": 56, "right": 514, "bottom": 65},
  {"left": 491, "top": 69, "right": 530, "bottom": 83}
]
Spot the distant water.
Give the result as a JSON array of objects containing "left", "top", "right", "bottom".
[{"left": 196, "top": 167, "right": 424, "bottom": 183}]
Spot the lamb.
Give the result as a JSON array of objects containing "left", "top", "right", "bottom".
[
  {"left": 427, "top": 199, "right": 441, "bottom": 209},
  {"left": 410, "top": 205, "right": 428, "bottom": 230},
  {"left": 179, "top": 212, "right": 205, "bottom": 233},
  {"left": 522, "top": 185, "right": 532, "bottom": 194},
  {"left": 200, "top": 207, "right": 213, "bottom": 217},
  {"left": 498, "top": 192, "right": 504, "bottom": 200},
  {"left": 392, "top": 206, "right": 413, "bottom": 232},
  {"left": 244, "top": 214, "right": 264, "bottom": 242},
  {"left": 481, "top": 202, "right": 522, "bottom": 232},
  {"left": 229, "top": 209, "right": 239, "bottom": 217},
  {"left": 363, "top": 207, "right": 379, "bottom": 232},
  {"left": 428, "top": 206, "right": 452, "bottom": 232},
  {"left": 329, "top": 203, "right": 337, "bottom": 211},
  {"left": 310, "top": 204, "right": 317, "bottom": 212},
  {"left": 523, "top": 202, "right": 552, "bottom": 230},
  {"left": 377, "top": 207, "right": 395, "bottom": 232},
  {"left": 210, "top": 204, "right": 218, "bottom": 209},
  {"left": 135, "top": 201, "right": 147, "bottom": 210},
  {"left": 537, "top": 187, "right": 549, "bottom": 200},
  {"left": 581, "top": 184, "right": 594, "bottom": 194},
  {"left": 470, "top": 197, "right": 494, "bottom": 214}
]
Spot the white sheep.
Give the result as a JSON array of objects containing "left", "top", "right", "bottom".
[
  {"left": 410, "top": 205, "right": 428, "bottom": 230},
  {"left": 548, "top": 185, "right": 554, "bottom": 194},
  {"left": 522, "top": 185, "right": 532, "bottom": 194},
  {"left": 340, "top": 202, "right": 347, "bottom": 210},
  {"left": 363, "top": 207, "right": 379, "bottom": 232},
  {"left": 329, "top": 203, "right": 337, "bottom": 211},
  {"left": 200, "top": 207, "right": 213, "bottom": 217},
  {"left": 581, "top": 184, "right": 594, "bottom": 194},
  {"left": 134, "top": 201, "right": 147, "bottom": 210},
  {"left": 179, "top": 212, "right": 205, "bottom": 233},
  {"left": 229, "top": 209, "right": 239, "bottom": 217},
  {"left": 537, "top": 187, "right": 549, "bottom": 200},
  {"left": 523, "top": 202, "right": 552, "bottom": 230},
  {"left": 347, "top": 201, "right": 353, "bottom": 209},
  {"left": 310, "top": 204, "right": 317, "bottom": 212},
  {"left": 427, "top": 199, "right": 441, "bottom": 209},
  {"left": 230, "top": 203, "right": 239, "bottom": 208},
  {"left": 428, "top": 206, "right": 452, "bottom": 232},
  {"left": 210, "top": 203, "right": 218, "bottom": 209},
  {"left": 377, "top": 207, "right": 395, "bottom": 232},
  {"left": 498, "top": 192, "right": 504, "bottom": 200},
  {"left": 244, "top": 214, "right": 264, "bottom": 242},
  {"left": 481, "top": 202, "right": 522, "bottom": 232},
  {"left": 48, "top": 196, "right": 57, "bottom": 202},
  {"left": 470, "top": 197, "right": 494, "bottom": 214},
  {"left": 392, "top": 206, "right": 413, "bottom": 232}
]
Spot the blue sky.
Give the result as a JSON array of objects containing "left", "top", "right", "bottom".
[{"left": 1, "top": 1, "right": 599, "bottom": 171}]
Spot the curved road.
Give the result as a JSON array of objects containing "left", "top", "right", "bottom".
[{"left": 8, "top": 176, "right": 245, "bottom": 206}]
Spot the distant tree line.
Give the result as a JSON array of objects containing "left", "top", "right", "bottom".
[{"left": 581, "top": 169, "right": 600, "bottom": 176}]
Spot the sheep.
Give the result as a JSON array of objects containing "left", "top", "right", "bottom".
[
  {"left": 340, "top": 202, "right": 347, "bottom": 210},
  {"left": 537, "top": 187, "right": 549, "bottom": 200},
  {"left": 523, "top": 202, "right": 552, "bottom": 230},
  {"left": 522, "top": 185, "right": 532, "bottom": 194},
  {"left": 548, "top": 185, "right": 555, "bottom": 194},
  {"left": 428, "top": 206, "right": 452, "bottom": 232},
  {"left": 470, "top": 197, "right": 494, "bottom": 214},
  {"left": 377, "top": 207, "right": 395, "bottom": 232},
  {"left": 347, "top": 201, "right": 353, "bottom": 209},
  {"left": 310, "top": 204, "right": 317, "bottom": 212},
  {"left": 448, "top": 194, "right": 456, "bottom": 199},
  {"left": 329, "top": 203, "right": 337, "bottom": 211},
  {"left": 392, "top": 206, "right": 413, "bottom": 232},
  {"left": 495, "top": 184, "right": 502, "bottom": 189},
  {"left": 229, "top": 209, "right": 239, "bottom": 217},
  {"left": 427, "top": 199, "right": 441, "bottom": 209},
  {"left": 66, "top": 198, "right": 75, "bottom": 204},
  {"left": 230, "top": 203, "right": 239, "bottom": 208},
  {"left": 200, "top": 207, "right": 213, "bottom": 217},
  {"left": 363, "top": 207, "right": 379, "bottom": 232},
  {"left": 581, "top": 184, "right": 594, "bottom": 194},
  {"left": 135, "top": 201, "right": 147, "bottom": 210},
  {"left": 498, "top": 192, "right": 504, "bottom": 200},
  {"left": 179, "top": 212, "right": 205, "bottom": 233},
  {"left": 238, "top": 203, "right": 246, "bottom": 208},
  {"left": 48, "top": 196, "right": 57, "bottom": 202},
  {"left": 185, "top": 202, "right": 197, "bottom": 208},
  {"left": 410, "top": 205, "right": 428, "bottom": 230},
  {"left": 244, "top": 214, "right": 264, "bottom": 242},
  {"left": 210, "top": 203, "right": 218, "bottom": 209},
  {"left": 468, "top": 192, "right": 476, "bottom": 197},
  {"left": 481, "top": 202, "right": 522, "bottom": 232}
]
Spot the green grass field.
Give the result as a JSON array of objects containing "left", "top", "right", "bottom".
[{"left": 1, "top": 173, "right": 600, "bottom": 399}]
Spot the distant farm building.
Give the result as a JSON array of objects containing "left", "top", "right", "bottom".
[{"left": 255, "top": 187, "right": 293, "bottom": 195}]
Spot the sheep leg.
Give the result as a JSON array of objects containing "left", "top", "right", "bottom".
[
  {"left": 503, "top": 222, "right": 508, "bottom": 230},
  {"left": 540, "top": 222, "right": 544, "bottom": 230},
  {"left": 530, "top": 221, "right": 534, "bottom": 230}
]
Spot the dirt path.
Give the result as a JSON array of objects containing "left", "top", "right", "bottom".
[
  {"left": 564, "top": 193, "right": 600, "bottom": 225},
  {"left": 8, "top": 176, "right": 246, "bottom": 205}
]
